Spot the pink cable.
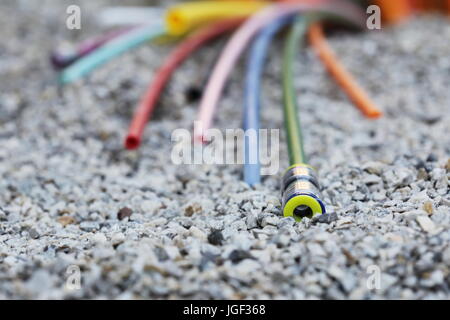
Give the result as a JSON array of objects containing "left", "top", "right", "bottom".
[{"left": 195, "top": 0, "right": 366, "bottom": 142}]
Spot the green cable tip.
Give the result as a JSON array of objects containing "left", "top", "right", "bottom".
[{"left": 281, "top": 164, "right": 325, "bottom": 222}]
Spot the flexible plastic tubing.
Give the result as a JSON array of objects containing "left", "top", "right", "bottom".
[
  {"left": 283, "top": 16, "right": 309, "bottom": 165},
  {"left": 59, "top": 22, "right": 165, "bottom": 85},
  {"left": 98, "top": 7, "right": 166, "bottom": 27},
  {"left": 124, "top": 18, "right": 245, "bottom": 150},
  {"left": 243, "top": 15, "right": 295, "bottom": 186},
  {"left": 51, "top": 27, "right": 134, "bottom": 69},
  {"left": 165, "top": 1, "right": 269, "bottom": 36},
  {"left": 308, "top": 23, "right": 382, "bottom": 119},
  {"left": 409, "top": 0, "right": 427, "bottom": 12},
  {"left": 195, "top": 0, "right": 366, "bottom": 142},
  {"left": 373, "top": 0, "right": 412, "bottom": 24}
]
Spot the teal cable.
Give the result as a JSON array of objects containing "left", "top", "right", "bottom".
[{"left": 60, "top": 22, "right": 165, "bottom": 84}]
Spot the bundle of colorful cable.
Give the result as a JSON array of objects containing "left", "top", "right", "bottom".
[{"left": 52, "top": 0, "right": 389, "bottom": 222}]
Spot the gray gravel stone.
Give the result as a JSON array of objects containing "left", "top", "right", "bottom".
[
  {"left": 79, "top": 222, "right": 100, "bottom": 233},
  {"left": 28, "top": 228, "right": 40, "bottom": 239},
  {"left": 207, "top": 230, "right": 224, "bottom": 246}
]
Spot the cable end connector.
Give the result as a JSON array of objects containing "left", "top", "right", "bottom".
[
  {"left": 281, "top": 164, "right": 326, "bottom": 222},
  {"left": 50, "top": 52, "right": 76, "bottom": 70}
]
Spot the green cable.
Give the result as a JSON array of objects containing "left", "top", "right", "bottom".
[
  {"left": 282, "top": 16, "right": 309, "bottom": 166},
  {"left": 281, "top": 12, "right": 365, "bottom": 221},
  {"left": 281, "top": 12, "right": 358, "bottom": 166},
  {"left": 60, "top": 23, "right": 165, "bottom": 84}
]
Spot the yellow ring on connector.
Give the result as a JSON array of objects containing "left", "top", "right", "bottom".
[
  {"left": 283, "top": 194, "right": 323, "bottom": 222},
  {"left": 284, "top": 163, "right": 316, "bottom": 174}
]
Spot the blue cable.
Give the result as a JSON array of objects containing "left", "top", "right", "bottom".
[{"left": 243, "top": 15, "right": 295, "bottom": 186}]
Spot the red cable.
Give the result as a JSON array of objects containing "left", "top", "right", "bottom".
[{"left": 124, "top": 18, "right": 245, "bottom": 150}]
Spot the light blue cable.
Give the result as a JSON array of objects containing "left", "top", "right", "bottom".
[
  {"left": 243, "top": 15, "right": 295, "bottom": 186},
  {"left": 60, "top": 22, "right": 165, "bottom": 84}
]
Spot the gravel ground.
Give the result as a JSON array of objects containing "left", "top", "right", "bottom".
[{"left": 0, "top": 1, "right": 449, "bottom": 299}]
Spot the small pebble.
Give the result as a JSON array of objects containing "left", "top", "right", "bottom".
[
  {"left": 229, "top": 250, "right": 254, "bottom": 264},
  {"left": 29, "top": 228, "right": 40, "bottom": 239},
  {"left": 79, "top": 221, "right": 100, "bottom": 232},
  {"left": 117, "top": 207, "right": 133, "bottom": 220},
  {"left": 207, "top": 230, "right": 224, "bottom": 246}
]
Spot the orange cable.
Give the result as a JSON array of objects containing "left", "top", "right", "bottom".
[
  {"left": 308, "top": 23, "right": 382, "bottom": 119},
  {"left": 374, "top": 0, "right": 412, "bottom": 24}
]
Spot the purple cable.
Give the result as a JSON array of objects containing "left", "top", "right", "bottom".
[{"left": 50, "top": 27, "right": 134, "bottom": 69}]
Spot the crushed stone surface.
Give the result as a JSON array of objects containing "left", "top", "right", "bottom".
[{"left": 0, "top": 0, "right": 449, "bottom": 299}]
